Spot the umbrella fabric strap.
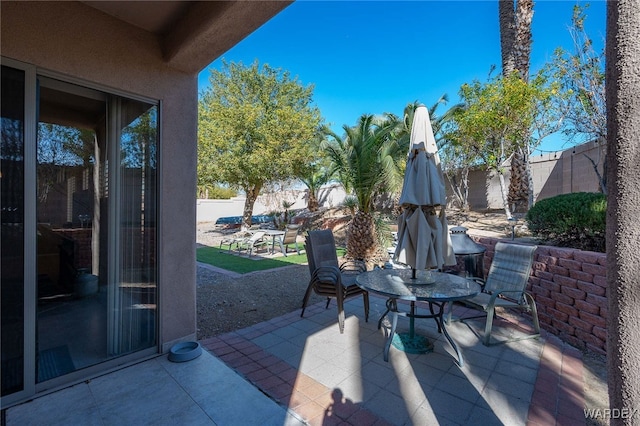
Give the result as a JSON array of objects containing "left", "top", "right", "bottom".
[
  {"left": 408, "top": 148, "right": 434, "bottom": 160},
  {"left": 402, "top": 205, "right": 439, "bottom": 216}
]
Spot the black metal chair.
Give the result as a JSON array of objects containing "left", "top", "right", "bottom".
[{"left": 300, "top": 229, "right": 369, "bottom": 333}]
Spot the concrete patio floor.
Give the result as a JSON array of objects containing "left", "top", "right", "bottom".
[{"left": 5, "top": 295, "right": 585, "bottom": 425}]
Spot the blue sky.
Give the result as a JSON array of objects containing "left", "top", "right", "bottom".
[{"left": 197, "top": 0, "right": 606, "bottom": 154}]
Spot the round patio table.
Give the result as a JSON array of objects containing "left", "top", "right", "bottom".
[{"left": 355, "top": 269, "right": 480, "bottom": 366}]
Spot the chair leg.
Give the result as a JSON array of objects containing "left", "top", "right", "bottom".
[
  {"left": 363, "top": 292, "right": 369, "bottom": 322},
  {"left": 337, "top": 289, "right": 345, "bottom": 334},
  {"left": 483, "top": 305, "right": 496, "bottom": 346},
  {"left": 526, "top": 293, "right": 541, "bottom": 335},
  {"left": 295, "top": 242, "right": 300, "bottom": 255},
  {"left": 325, "top": 298, "right": 331, "bottom": 309},
  {"left": 300, "top": 284, "right": 314, "bottom": 317}
]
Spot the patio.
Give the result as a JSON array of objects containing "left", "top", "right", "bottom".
[{"left": 5, "top": 295, "right": 585, "bottom": 425}]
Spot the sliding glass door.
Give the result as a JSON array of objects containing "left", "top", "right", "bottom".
[{"left": 1, "top": 62, "right": 158, "bottom": 402}]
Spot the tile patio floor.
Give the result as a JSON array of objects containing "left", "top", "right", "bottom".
[{"left": 4, "top": 295, "right": 585, "bottom": 425}]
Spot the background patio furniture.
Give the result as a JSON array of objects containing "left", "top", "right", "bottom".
[
  {"left": 301, "top": 229, "right": 369, "bottom": 333},
  {"left": 454, "top": 241, "right": 540, "bottom": 345},
  {"left": 274, "top": 226, "right": 301, "bottom": 256},
  {"left": 234, "top": 231, "right": 269, "bottom": 256}
]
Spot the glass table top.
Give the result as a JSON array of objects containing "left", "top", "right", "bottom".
[{"left": 355, "top": 269, "right": 480, "bottom": 302}]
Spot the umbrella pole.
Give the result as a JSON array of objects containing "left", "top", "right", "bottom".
[
  {"left": 391, "top": 300, "right": 433, "bottom": 355},
  {"left": 410, "top": 269, "right": 417, "bottom": 336}
]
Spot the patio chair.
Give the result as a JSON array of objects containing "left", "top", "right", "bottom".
[
  {"left": 219, "top": 233, "right": 243, "bottom": 252},
  {"left": 454, "top": 241, "right": 540, "bottom": 346},
  {"left": 300, "top": 229, "right": 369, "bottom": 333},
  {"left": 234, "top": 231, "right": 268, "bottom": 256},
  {"left": 275, "top": 225, "right": 301, "bottom": 256}
]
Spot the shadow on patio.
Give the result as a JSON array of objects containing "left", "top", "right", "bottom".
[
  {"left": 4, "top": 294, "right": 585, "bottom": 425},
  {"left": 202, "top": 294, "right": 585, "bottom": 425}
]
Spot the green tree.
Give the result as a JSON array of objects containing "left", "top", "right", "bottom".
[
  {"left": 453, "top": 73, "right": 541, "bottom": 217},
  {"left": 297, "top": 132, "right": 334, "bottom": 212},
  {"left": 542, "top": 4, "right": 607, "bottom": 193},
  {"left": 323, "top": 114, "right": 402, "bottom": 260},
  {"left": 439, "top": 125, "right": 476, "bottom": 210},
  {"left": 198, "top": 60, "right": 321, "bottom": 228}
]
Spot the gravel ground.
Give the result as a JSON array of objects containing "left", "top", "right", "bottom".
[
  {"left": 196, "top": 263, "right": 320, "bottom": 337},
  {"left": 196, "top": 224, "right": 324, "bottom": 338},
  {"left": 195, "top": 213, "right": 609, "bottom": 420}
]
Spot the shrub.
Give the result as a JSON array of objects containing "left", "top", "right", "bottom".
[
  {"left": 525, "top": 192, "right": 606, "bottom": 252},
  {"left": 197, "top": 184, "right": 237, "bottom": 199}
]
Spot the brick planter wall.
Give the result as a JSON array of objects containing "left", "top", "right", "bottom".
[{"left": 474, "top": 237, "right": 608, "bottom": 355}]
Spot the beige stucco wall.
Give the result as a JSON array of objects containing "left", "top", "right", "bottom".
[
  {"left": 453, "top": 140, "right": 605, "bottom": 211},
  {"left": 2, "top": 2, "right": 197, "bottom": 349}
]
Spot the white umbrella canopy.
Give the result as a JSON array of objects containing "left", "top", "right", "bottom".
[{"left": 394, "top": 105, "right": 456, "bottom": 271}]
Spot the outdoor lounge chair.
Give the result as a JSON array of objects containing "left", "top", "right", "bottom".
[
  {"left": 453, "top": 241, "right": 540, "bottom": 346},
  {"left": 234, "top": 231, "right": 268, "bottom": 256},
  {"left": 301, "top": 229, "right": 369, "bottom": 333}
]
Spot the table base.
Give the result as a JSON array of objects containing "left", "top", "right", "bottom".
[
  {"left": 380, "top": 299, "right": 465, "bottom": 366},
  {"left": 391, "top": 332, "right": 433, "bottom": 354}
]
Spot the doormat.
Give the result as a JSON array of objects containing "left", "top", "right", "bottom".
[{"left": 38, "top": 345, "right": 75, "bottom": 382}]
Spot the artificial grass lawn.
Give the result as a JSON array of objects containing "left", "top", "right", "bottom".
[
  {"left": 196, "top": 246, "right": 346, "bottom": 274},
  {"left": 196, "top": 246, "right": 306, "bottom": 274}
]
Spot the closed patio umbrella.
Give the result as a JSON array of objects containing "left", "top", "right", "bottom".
[
  {"left": 393, "top": 104, "right": 456, "bottom": 274},
  {"left": 391, "top": 104, "right": 456, "bottom": 354}
]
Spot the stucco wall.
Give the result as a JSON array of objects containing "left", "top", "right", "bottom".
[
  {"left": 456, "top": 140, "right": 605, "bottom": 211},
  {"left": 2, "top": 2, "right": 198, "bottom": 349}
]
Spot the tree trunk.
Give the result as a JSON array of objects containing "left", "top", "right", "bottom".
[
  {"left": 499, "top": 0, "right": 516, "bottom": 76},
  {"left": 514, "top": 0, "right": 534, "bottom": 80},
  {"left": 507, "top": 147, "right": 529, "bottom": 213},
  {"left": 346, "top": 211, "right": 376, "bottom": 261},
  {"left": 307, "top": 190, "right": 319, "bottom": 212},
  {"left": 606, "top": 1, "right": 640, "bottom": 423},
  {"left": 446, "top": 167, "right": 470, "bottom": 210},
  {"left": 526, "top": 148, "right": 535, "bottom": 209},
  {"left": 504, "top": 0, "right": 534, "bottom": 213},
  {"left": 242, "top": 184, "right": 262, "bottom": 230},
  {"left": 584, "top": 153, "right": 608, "bottom": 195},
  {"left": 497, "top": 170, "right": 512, "bottom": 219}
]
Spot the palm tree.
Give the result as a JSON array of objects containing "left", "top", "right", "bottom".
[
  {"left": 399, "top": 97, "right": 464, "bottom": 149},
  {"left": 323, "top": 114, "right": 402, "bottom": 260},
  {"left": 392, "top": 98, "right": 464, "bottom": 209},
  {"left": 298, "top": 164, "right": 333, "bottom": 212},
  {"left": 297, "top": 131, "right": 334, "bottom": 212},
  {"left": 499, "top": 0, "right": 535, "bottom": 214}
]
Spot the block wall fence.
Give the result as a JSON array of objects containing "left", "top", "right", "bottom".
[{"left": 474, "top": 237, "right": 608, "bottom": 355}]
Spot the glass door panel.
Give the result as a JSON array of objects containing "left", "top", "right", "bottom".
[
  {"left": 35, "top": 78, "right": 158, "bottom": 382},
  {"left": 113, "top": 100, "right": 157, "bottom": 354},
  {"left": 36, "top": 79, "right": 109, "bottom": 379}
]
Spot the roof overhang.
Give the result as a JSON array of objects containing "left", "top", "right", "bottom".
[{"left": 82, "top": 1, "right": 293, "bottom": 73}]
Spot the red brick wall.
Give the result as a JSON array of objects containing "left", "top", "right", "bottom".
[{"left": 475, "top": 237, "right": 608, "bottom": 355}]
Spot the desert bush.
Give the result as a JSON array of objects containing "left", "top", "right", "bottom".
[
  {"left": 197, "top": 184, "right": 237, "bottom": 199},
  {"left": 526, "top": 192, "right": 606, "bottom": 252}
]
